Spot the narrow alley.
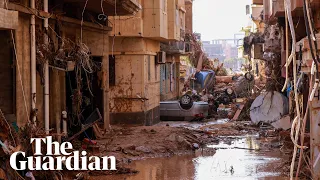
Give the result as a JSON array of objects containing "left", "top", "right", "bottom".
[{"left": 0, "top": 0, "right": 319, "bottom": 179}]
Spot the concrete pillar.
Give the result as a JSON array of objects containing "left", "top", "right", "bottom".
[
  {"left": 51, "top": 69, "right": 61, "bottom": 142},
  {"left": 310, "top": 86, "right": 320, "bottom": 178}
]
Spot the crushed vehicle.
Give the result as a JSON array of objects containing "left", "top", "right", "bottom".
[
  {"left": 160, "top": 94, "right": 209, "bottom": 121},
  {"left": 160, "top": 70, "right": 215, "bottom": 121},
  {"left": 160, "top": 66, "right": 255, "bottom": 121}
]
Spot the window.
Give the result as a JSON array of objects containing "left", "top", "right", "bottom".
[{"left": 109, "top": 55, "right": 115, "bottom": 86}]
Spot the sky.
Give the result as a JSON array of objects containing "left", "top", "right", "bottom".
[{"left": 193, "top": 0, "right": 252, "bottom": 41}]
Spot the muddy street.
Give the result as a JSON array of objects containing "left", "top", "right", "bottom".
[{"left": 92, "top": 118, "right": 292, "bottom": 180}]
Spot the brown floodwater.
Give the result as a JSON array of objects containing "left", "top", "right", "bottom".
[{"left": 100, "top": 135, "right": 289, "bottom": 180}]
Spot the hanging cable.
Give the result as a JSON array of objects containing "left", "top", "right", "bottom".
[
  {"left": 98, "top": 0, "right": 107, "bottom": 21},
  {"left": 303, "top": 0, "right": 320, "bottom": 102},
  {"left": 282, "top": 5, "right": 290, "bottom": 92},
  {"left": 296, "top": 74, "right": 312, "bottom": 179},
  {"left": 283, "top": 0, "right": 304, "bottom": 179},
  {"left": 80, "top": 0, "right": 89, "bottom": 43}
]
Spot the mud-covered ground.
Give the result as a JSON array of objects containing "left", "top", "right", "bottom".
[
  {"left": 63, "top": 118, "right": 303, "bottom": 179},
  {"left": 95, "top": 119, "right": 264, "bottom": 163}
]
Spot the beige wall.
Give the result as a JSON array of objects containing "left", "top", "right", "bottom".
[
  {"left": 185, "top": 1, "right": 193, "bottom": 34},
  {"left": 109, "top": 37, "right": 160, "bottom": 115},
  {"left": 167, "top": 0, "right": 185, "bottom": 41},
  {"left": 109, "top": 0, "right": 170, "bottom": 41},
  {"left": 15, "top": 14, "right": 32, "bottom": 126}
]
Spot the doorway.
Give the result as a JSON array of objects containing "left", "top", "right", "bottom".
[
  {"left": 0, "top": 30, "right": 15, "bottom": 122},
  {"left": 65, "top": 56, "right": 103, "bottom": 137}
]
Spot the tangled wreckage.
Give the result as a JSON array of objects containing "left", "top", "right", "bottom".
[{"left": 160, "top": 62, "right": 255, "bottom": 121}]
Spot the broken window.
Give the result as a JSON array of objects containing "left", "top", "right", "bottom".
[{"left": 109, "top": 55, "right": 115, "bottom": 86}]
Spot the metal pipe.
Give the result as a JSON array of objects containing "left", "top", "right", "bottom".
[
  {"left": 30, "top": 0, "right": 36, "bottom": 124},
  {"left": 62, "top": 111, "right": 67, "bottom": 136},
  {"left": 44, "top": 0, "right": 49, "bottom": 134}
]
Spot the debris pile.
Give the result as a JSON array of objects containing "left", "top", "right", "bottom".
[{"left": 95, "top": 125, "right": 215, "bottom": 165}]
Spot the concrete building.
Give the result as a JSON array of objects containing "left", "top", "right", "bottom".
[
  {"left": 179, "top": 0, "right": 195, "bottom": 94},
  {"left": 202, "top": 41, "right": 225, "bottom": 60},
  {"left": 0, "top": 0, "right": 140, "bottom": 136},
  {"left": 242, "top": 2, "right": 264, "bottom": 77},
  {"left": 108, "top": 0, "right": 186, "bottom": 125},
  {"left": 185, "top": 0, "right": 193, "bottom": 34}
]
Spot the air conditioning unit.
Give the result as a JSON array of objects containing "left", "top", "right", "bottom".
[{"left": 156, "top": 51, "right": 166, "bottom": 64}]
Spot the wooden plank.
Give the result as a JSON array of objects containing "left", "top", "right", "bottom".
[{"left": 232, "top": 104, "right": 245, "bottom": 121}]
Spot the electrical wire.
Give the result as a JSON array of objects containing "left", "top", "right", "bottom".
[
  {"left": 306, "top": 0, "right": 316, "bottom": 41},
  {"left": 303, "top": 0, "right": 320, "bottom": 103},
  {"left": 282, "top": 5, "right": 289, "bottom": 92},
  {"left": 284, "top": 1, "right": 303, "bottom": 179},
  {"left": 296, "top": 74, "right": 312, "bottom": 179},
  {"left": 100, "top": 0, "right": 105, "bottom": 15},
  {"left": 303, "top": 0, "right": 319, "bottom": 76},
  {"left": 80, "top": 0, "right": 89, "bottom": 43}
]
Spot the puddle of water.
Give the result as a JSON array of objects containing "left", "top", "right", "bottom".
[
  {"left": 101, "top": 136, "right": 288, "bottom": 180},
  {"left": 203, "top": 136, "right": 286, "bottom": 180}
]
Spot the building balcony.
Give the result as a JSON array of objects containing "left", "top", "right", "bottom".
[
  {"left": 63, "top": 0, "right": 142, "bottom": 16},
  {"left": 291, "top": 0, "right": 303, "bottom": 12},
  {"left": 252, "top": 0, "right": 263, "bottom": 5},
  {"left": 310, "top": 0, "right": 320, "bottom": 5},
  {"left": 160, "top": 41, "right": 185, "bottom": 55},
  {"left": 270, "top": 0, "right": 303, "bottom": 18},
  {"left": 185, "top": 0, "right": 193, "bottom": 5},
  {"left": 273, "top": 0, "right": 285, "bottom": 17}
]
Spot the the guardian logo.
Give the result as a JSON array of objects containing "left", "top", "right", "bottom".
[{"left": 9, "top": 136, "right": 116, "bottom": 171}]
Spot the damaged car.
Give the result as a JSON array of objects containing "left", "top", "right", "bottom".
[
  {"left": 160, "top": 70, "right": 215, "bottom": 121},
  {"left": 160, "top": 94, "right": 209, "bottom": 121}
]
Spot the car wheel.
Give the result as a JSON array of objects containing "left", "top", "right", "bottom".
[
  {"left": 245, "top": 72, "right": 254, "bottom": 81},
  {"left": 221, "top": 95, "right": 231, "bottom": 105},
  {"left": 180, "top": 94, "right": 193, "bottom": 110},
  {"left": 225, "top": 87, "right": 234, "bottom": 96}
]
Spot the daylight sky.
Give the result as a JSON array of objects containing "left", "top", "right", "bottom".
[{"left": 193, "top": 0, "right": 252, "bottom": 41}]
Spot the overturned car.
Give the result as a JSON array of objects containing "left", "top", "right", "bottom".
[
  {"left": 160, "top": 94, "right": 209, "bottom": 121},
  {"left": 159, "top": 69, "right": 255, "bottom": 121},
  {"left": 160, "top": 70, "right": 215, "bottom": 121}
]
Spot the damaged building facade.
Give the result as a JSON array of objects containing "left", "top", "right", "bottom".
[
  {"left": 0, "top": 0, "right": 141, "bottom": 136},
  {"left": 108, "top": 0, "right": 189, "bottom": 125},
  {"left": 247, "top": 0, "right": 320, "bottom": 179}
]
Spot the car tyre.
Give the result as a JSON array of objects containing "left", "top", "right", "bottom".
[
  {"left": 245, "top": 72, "right": 254, "bottom": 81},
  {"left": 180, "top": 94, "right": 193, "bottom": 110},
  {"left": 225, "top": 87, "right": 234, "bottom": 96}
]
